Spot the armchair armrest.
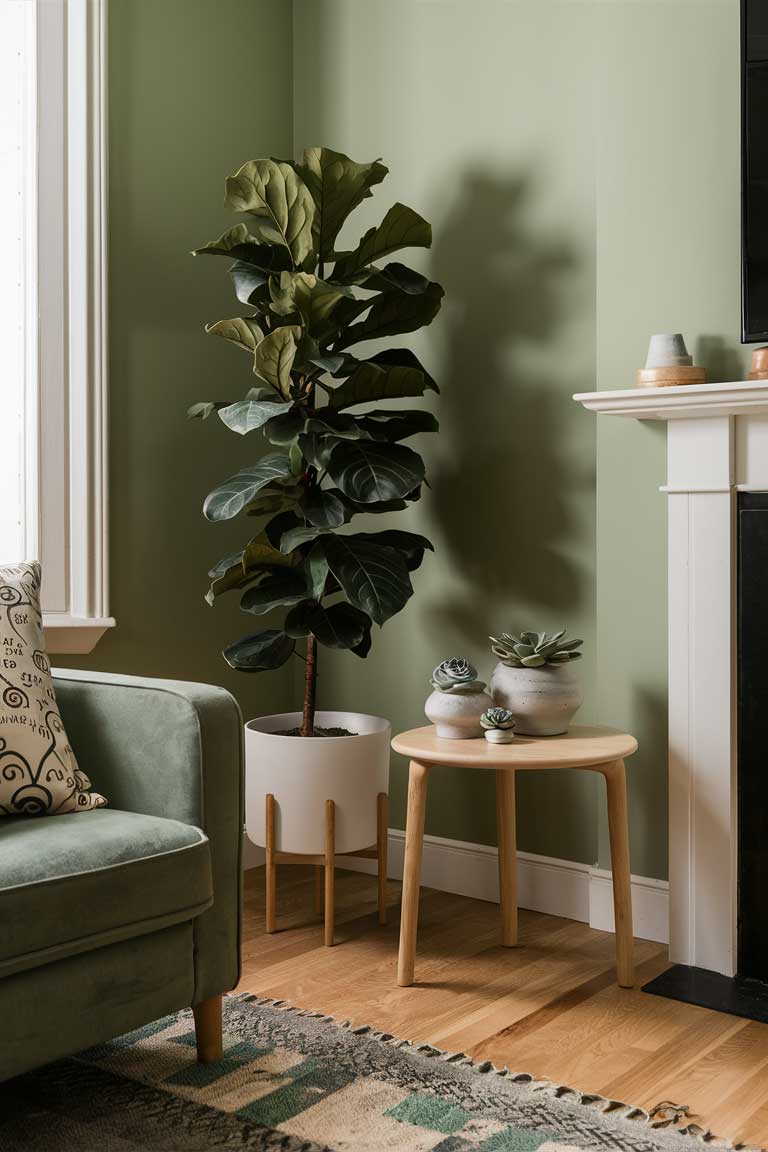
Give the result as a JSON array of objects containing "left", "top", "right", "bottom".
[{"left": 53, "top": 668, "right": 244, "bottom": 1000}]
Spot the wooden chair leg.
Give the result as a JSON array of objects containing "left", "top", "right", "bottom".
[
  {"left": 265, "top": 793, "right": 276, "bottom": 934},
  {"left": 496, "top": 768, "right": 518, "bottom": 946},
  {"left": 324, "top": 799, "right": 335, "bottom": 946},
  {"left": 314, "top": 865, "right": 324, "bottom": 915},
  {"left": 603, "top": 759, "right": 634, "bottom": 987},
  {"left": 397, "top": 760, "right": 430, "bottom": 986},
  {"left": 193, "top": 994, "right": 223, "bottom": 1063},
  {"left": 377, "top": 791, "right": 388, "bottom": 926}
]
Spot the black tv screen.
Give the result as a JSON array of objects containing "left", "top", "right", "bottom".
[{"left": 742, "top": 0, "right": 768, "bottom": 342}]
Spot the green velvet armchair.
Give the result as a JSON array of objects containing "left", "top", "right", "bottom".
[{"left": 0, "top": 669, "right": 243, "bottom": 1082}]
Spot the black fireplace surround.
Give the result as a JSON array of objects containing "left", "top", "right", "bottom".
[{"left": 644, "top": 493, "right": 768, "bottom": 1022}]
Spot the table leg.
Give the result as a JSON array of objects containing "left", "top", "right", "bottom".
[
  {"left": 324, "top": 799, "right": 335, "bottom": 947},
  {"left": 496, "top": 768, "right": 518, "bottom": 946},
  {"left": 602, "top": 759, "right": 634, "bottom": 987},
  {"left": 377, "top": 792, "right": 388, "bottom": 926},
  {"left": 397, "top": 760, "right": 430, "bottom": 987},
  {"left": 265, "top": 793, "right": 276, "bottom": 934}
]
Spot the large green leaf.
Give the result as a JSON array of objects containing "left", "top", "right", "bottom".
[
  {"left": 219, "top": 396, "right": 293, "bottom": 435},
  {"left": 302, "top": 543, "right": 330, "bottom": 600},
  {"left": 223, "top": 629, "right": 295, "bottom": 672},
  {"left": 264, "top": 510, "right": 302, "bottom": 549},
  {"left": 333, "top": 203, "right": 431, "bottom": 280},
  {"left": 188, "top": 401, "right": 230, "bottom": 421},
  {"left": 304, "top": 411, "right": 365, "bottom": 439},
  {"left": 334, "top": 282, "right": 444, "bottom": 350},
  {"left": 286, "top": 599, "right": 372, "bottom": 652},
  {"left": 229, "top": 261, "right": 270, "bottom": 307},
  {"left": 253, "top": 326, "right": 302, "bottom": 398},
  {"left": 242, "top": 532, "right": 295, "bottom": 570},
  {"left": 329, "top": 350, "right": 438, "bottom": 409},
  {"left": 243, "top": 488, "right": 300, "bottom": 518},
  {"left": 353, "top": 529, "right": 433, "bottom": 572},
  {"left": 298, "top": 432, "right": 344, "bottom": 471},
  {"left": 279, "top": 524, "right": 326, "bottom": 554},
  {"left": 240, "top": 569, "right": 307, "bottom": 615},
  {"left": 355, "top": 261, "right": 432, "bottom": 295},
  {"left": 269, "top": 272, "right": 351, "bottom": 336},
  {"left": 203, "top": 452, "right": 294, "bottom": 521},
  {"left": 206, "top": 316, "right": 265, "bottom": 355},
  {"left": 327, "top": 441, "right": 425, "bottom": 504},
  {"left": 205, "top": 554, "right": 259, "bottom": 606},
  {"left": 295, "top": 147, "right": 388, "bottom": 261},
  {"left": 264, "top": 408, "right": 304, "bottom": 446},
  {"left": 294, "top": 337, "right": 345, "bottom": 375},
  {"left": 204, "top": 531, "right": 292, "bottom": 604},
  {"left": 225, "top": 159, "right": 315, "bottom": 268},
  {"left": 301, "top": 487, "right": 347, "bottom": 529},
  {"left": 358, "top": 409, "right": 439, "bottom": 442},
  {"left": 194, "top": 224, "right": 292, "bottom": 271},
  {"left": 323, "top": 535, "right": 413, "bottom": 626}
]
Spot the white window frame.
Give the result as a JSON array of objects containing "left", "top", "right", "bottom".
[{"left": 33, "top": 0, "right": 112, "bottom": 653}]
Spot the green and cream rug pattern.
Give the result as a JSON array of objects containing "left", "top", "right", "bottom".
[{"left": 0, "top": 995, "right": 755, "bottom": 1151}]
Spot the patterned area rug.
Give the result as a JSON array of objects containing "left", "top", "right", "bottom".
[{"left": 0, "top": 994, "right": 756, "bottom": 1151}]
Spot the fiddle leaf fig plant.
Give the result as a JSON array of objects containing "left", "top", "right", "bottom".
[{"left": 192, "top": 148, "right": 442, "bottom": 736}]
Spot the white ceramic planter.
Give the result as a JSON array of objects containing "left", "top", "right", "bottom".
[
  {"left": 245, "top": 711, "right": 390, "bottom": 855},
  {"left": 489, "top": 662, "right": 583, "bottom": 736},
  {"left": 424, "top": 689, "right": 492, "bottom": 739}
]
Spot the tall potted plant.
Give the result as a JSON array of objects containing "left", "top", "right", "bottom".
[{"left": 191, "top": 148, "right": 442, "bottom": 857}]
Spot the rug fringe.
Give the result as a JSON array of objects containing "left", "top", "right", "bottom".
[{"left": 227, "top": 992, "right": 761, "bottom": 1151}]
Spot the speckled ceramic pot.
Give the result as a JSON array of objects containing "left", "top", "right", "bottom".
[
  {"left": 489, "top": 662, "right": 583, "bottom": 736},
  {"left": 424, "top": 688, "right": 492, "bottom": 739}
]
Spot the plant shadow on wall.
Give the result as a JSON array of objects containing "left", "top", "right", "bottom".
[{"left": 429, "top": 170, "right": 589, "bottom": 643}]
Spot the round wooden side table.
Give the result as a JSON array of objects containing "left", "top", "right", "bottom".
[{"left": 391, "top": 724, "right": 638, "bottom": 989}]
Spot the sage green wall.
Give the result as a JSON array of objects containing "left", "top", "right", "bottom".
[
  {"left": 293, "top": 0, "right": 748, "bottom": 880},
  {"left": 67, "top": 0, "right": 294, "bottom": 721},
  {"left": 593, "top": 0, "right": 749, "bottom": 879},
  {"left": 75, "top": 0, "right": 747, "bottom": 884},
  {"left": 293, "top": 0, "right": 600, "bottom": 862}
]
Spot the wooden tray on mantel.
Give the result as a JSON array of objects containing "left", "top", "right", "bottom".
[{"left": 636, "top": 366, "right": 706, "bottom": 388}]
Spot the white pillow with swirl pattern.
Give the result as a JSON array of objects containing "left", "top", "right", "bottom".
[{"left": 0, "top": 562, "right": 107, "bottom": 816}]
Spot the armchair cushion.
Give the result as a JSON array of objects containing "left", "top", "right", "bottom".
[{"left": 0, "top": 809, "right": 213, "bottom": 978}]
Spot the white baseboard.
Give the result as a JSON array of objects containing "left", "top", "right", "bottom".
[{"left": 339, "top": 829, "right": 669, "bottom": 945}]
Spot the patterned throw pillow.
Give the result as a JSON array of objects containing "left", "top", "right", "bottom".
[{"left": 0, "top": 562, "right": 107, "bottom": 816}]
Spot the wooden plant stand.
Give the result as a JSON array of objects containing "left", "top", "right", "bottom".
[{"left": 265, "top": 791, "right": 388, "bottom": 946}]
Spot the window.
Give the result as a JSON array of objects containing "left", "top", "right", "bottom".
[{"left": 0, "top": 0, "right": 112, "bottom": 653}]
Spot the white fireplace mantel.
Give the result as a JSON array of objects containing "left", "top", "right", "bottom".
[{"left": 574, "top": 379, "right": 768, "bottom": 979}]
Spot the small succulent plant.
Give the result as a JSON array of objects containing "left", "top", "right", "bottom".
[
  {"left": 430, "top": 657, "right": 486, "bottom": 694},
  {"left": 480, "top": 707, "right": 516, "bottom": 731},
  {"left": 489, "top": 629, "right": 583, "bottom": 669}
]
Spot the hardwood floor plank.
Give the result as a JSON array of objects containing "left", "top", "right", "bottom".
[{"left": 237, "top": 864, "right": 768, "bottom": 1149}]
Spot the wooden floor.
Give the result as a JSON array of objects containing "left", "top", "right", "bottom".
[{"left": 238, "top": 865, "right": 768, "bottom": 1149}]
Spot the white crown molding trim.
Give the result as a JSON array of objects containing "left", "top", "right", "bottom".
[
  {"left": 243, "top": 829, "right": 669, "bottom": 946},
  {"left": 573, "top": 380, "right": 768, "bottom": 420}
]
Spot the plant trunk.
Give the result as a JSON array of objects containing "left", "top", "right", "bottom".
[{"left": 301, "top": 634, "right": 317, "bottom": 737}]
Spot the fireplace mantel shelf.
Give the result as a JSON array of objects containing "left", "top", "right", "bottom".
[{"left": 573, "top": 379, "right": 768, "bottom": 420}]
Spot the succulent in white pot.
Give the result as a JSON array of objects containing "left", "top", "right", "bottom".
[
  {"left": 489, "top": 630, "right": 583, "bottom": 736},
  {"left": 425, "top": 658, "right": 492, "bottom": 739},
  {"left": 480, "top": 706, "right": 517, "bottom": 744}
]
